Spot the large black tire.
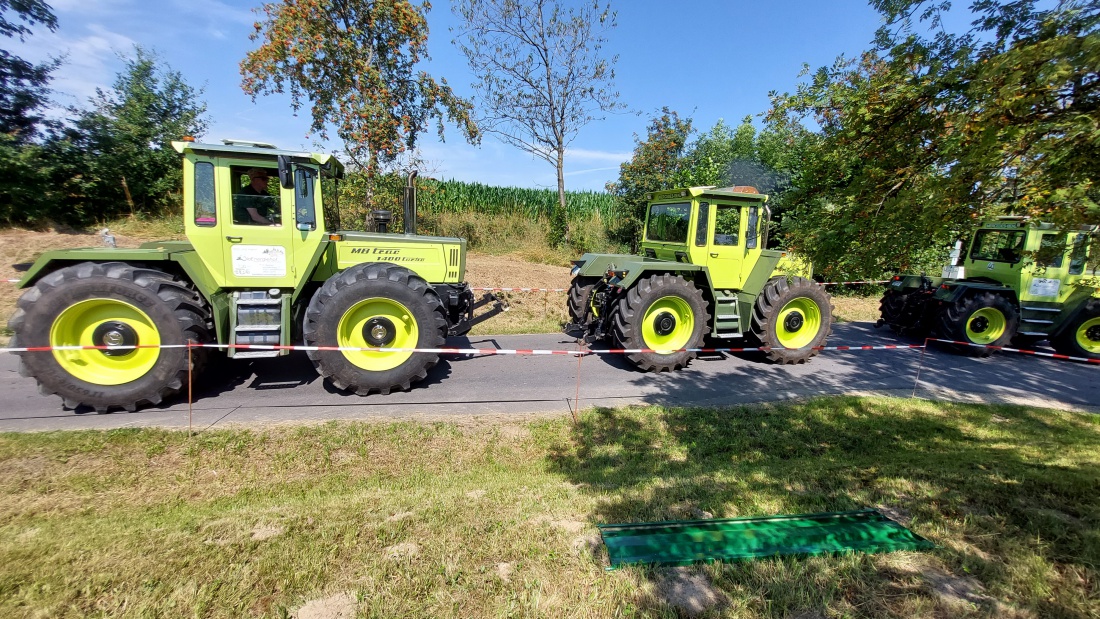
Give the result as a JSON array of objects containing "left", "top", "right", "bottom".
[
  {"left": 750, "top": 276, "right": 833, "bottom": 364},
  {"left": 566, "top": 276, "right": 599, "bottom": 326},
  {"left": 1051, "top": 299, "right": 1100, "bottom": 360},
  {"left": 611, "top": 273, "right": 709, "bottom": 372},
  {"left": 878, "top": 288, "right": 927, "bottom": 335},
  {"left": 7, "top": 262, "right": 211, "bottom": 412},
  {"left": 932, "top": 292, "right": 1019, "bottom": 357},
  {"left": 303, "top": 263, "right": 447, "bottom": 395}
]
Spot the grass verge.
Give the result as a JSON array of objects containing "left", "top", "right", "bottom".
[{"left": 1, "top": 396, "right": 1097, "bottom": 618}]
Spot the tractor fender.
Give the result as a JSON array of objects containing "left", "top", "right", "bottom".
[
  {"left": 571, "top": 253, "right": 706, "bottom": 290},
  {"left": 885, "top": 274, "right": 945, "bottom": 293},
  {"left": 933, "top": 281, "right": 1018, "bottom": 306},
  {"left": 15, "top": 246, "right": 231, "bottom": 343}
]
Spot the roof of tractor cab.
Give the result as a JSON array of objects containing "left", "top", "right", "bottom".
[
  {"left": 648, "top": 186, "right": 769, "bottom": 202},
  {"left": 171, "top": 139, "right": 344, "bottom": 175}
]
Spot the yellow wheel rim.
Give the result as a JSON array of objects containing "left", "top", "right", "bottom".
[
  {"left": 1076, "top": 317, "right": 1100, "bottom": 354},
  {"left": 965, "top": 307, "right": 1007, "bottom": 345},
  {"left": 776, "top": 297, "right": 822, "bottom": 349},
  {"left": 49, "top": 299, "right": 161, "bottom": 385},
  {"left": 337, "top": 298, "right": 419, "bottom": 371},
  {"left": 641, "top": 295, "right": 695, "bottom": 352}
]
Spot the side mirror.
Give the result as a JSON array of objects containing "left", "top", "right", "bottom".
[{"left": 277, "top": 155, "right": 294, "bottom": 189}]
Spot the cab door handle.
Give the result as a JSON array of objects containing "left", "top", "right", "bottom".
[
  {"left": 226, "top": 236, "right": 242, "bottom": 242},
  {"left": 710, "top": 253, "right": 719, "bottom": 257}
]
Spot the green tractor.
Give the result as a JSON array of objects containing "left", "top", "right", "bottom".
[
  {"left": 567, "top": 186, "right": 832, "bottom": 370},
  {"left": 8, "top": 138, "right": 502, "bottom": 411},
  {"left": 877, "top": 217, "right": 1100, "bottom": 358}
]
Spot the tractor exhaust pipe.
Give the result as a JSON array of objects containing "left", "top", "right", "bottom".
[{"left": 403, "top": 170, "right": 418, "bottom": 235}]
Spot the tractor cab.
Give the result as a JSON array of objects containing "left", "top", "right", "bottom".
[
  {"left": 172, "top": 138, "right": 344, "bottom": 291},
  {"left": 640, "top": 186, "right": 776, "bottom": 290},
  {"left": 955, "top": 217, "right": 1097, "bottom": 305}
]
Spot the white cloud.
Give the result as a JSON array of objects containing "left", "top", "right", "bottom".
[
  {"left": 54, "top": 24, "right": 137, "bottom": 102},
  {"left": 565, "top": 147, "right": 631, "bottom": 164}
]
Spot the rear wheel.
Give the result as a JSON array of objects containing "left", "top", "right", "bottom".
[
  {"left": 611, "top": 273, "right": 709, "bottom": 372},
  {"left": 303, "top": 263, "right": 447, "bottom": 395},
  {"left": 750, "top": 276, "right": 833, "bottom": 364},
  {"left": 7, "top": 262, "right": 211, "bottom": 412},
  {"left": 1051, "top": 300, "right": 1100, "bottom": 360},
  {"left": 933, "top": 292, "right": 1018, "bottom": 357}
]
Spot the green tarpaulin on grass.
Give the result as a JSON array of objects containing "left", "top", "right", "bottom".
[{"left": 598, "top": 508, "right": 934, "bottom": 570}]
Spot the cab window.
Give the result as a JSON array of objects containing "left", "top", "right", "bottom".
[
  {"left": 1069, "top": 234, "right": 1090, "bottom": 275},
  {"left": 970, "top": 229, "right": 1025, "bottom": 263},
  {"left": 713, "top": 205, "right": 740, "bottom": 246},
  {"left": 231, "top": 165, "right": 280, "bottom": 226},
  {"left": 646, "top": 202, "right": 691, "bottom": 243},
  {"left": 694, "top": 202, "right": 709, "bottom": 247},
  {"left": 193, "top": 162, "right": 216, "bottom": 227},
  {"left": 1037, "top": 233, "right": 1065, "bottom": 268}
]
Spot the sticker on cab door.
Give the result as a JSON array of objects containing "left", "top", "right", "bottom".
[
  {"left": 232, "top": 245, "right": 287, "bottom": 277},
  {"left": 1028, "top": 278, "right": 1060, "bottom": 297}
]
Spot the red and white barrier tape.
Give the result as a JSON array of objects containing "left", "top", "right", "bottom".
[
  {"left": 927, "top": 338, "right": 1100, "bottom": 365},
  {"left": 470, "top": 281, "right": 890, "bottom": 293},
  {"left": 0, "top": 342, "right": 924, "bottom": 355},
  {"left": 6, "top": 278, "right": 889, "bottom": 290}
]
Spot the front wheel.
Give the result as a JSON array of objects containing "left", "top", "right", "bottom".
[
  {"left": 750, "top": 276, "right": 833, "bottom": 364},
  {"left": 932, "top": 292, "right": 1018, "bottom": 357},
  {"left": 1051, "top": 300, "right": 1100, "bottom": 360},
  {"left": 611, "top": 273, "right": 709, "bottom": 372},
  {"left": 303, "top": 263, "right": 447, "bottom": 395},
  {"left": 566, "top": 276, "right": 599, "bottom": 327}
]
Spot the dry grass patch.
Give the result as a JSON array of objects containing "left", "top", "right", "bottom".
[
  {"left": 830, "top": 293, "right": 882, "bottom": 323},
  {"left": 0, "top": 396, "right": 1097, "bottom": 617}
]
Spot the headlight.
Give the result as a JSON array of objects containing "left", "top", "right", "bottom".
[{"left": 570, "top": 265, "right": 581, "bottom": 277}]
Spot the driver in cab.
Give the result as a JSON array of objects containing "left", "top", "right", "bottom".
[{"left": 234, "top": 168, "right": 278, "bottom": 225}]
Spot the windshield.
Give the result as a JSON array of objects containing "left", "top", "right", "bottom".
[
  {"left": 646, "top": 202, "right": 691, "bottom": 243},
  {"left": 970, "top": 229, "right": 1025, "bottom": 263}
]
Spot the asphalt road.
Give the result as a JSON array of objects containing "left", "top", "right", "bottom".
[{"left": 1, "top": 322, "right": 1097, "bottom": 432}]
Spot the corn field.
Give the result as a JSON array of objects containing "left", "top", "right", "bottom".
[
  {"left": 338, "top": 172, "right": 618, "bottom": 222},
  {"left": 417, "top": 179, "right": 618, "bottom": 219}
]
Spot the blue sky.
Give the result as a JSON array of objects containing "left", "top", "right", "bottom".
[{"left": 11, "top": 0, "right": 889, "bottom": 191}]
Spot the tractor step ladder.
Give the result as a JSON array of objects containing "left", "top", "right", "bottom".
[
  {"left": 712, "top": 291, "right": 744, "bottom": 339},
  {"left": 1018, "top": 304, "right": 1061, "bottom": 338},
  {"left": 230, "top": 290, "right": 289, "bottom": 359}
]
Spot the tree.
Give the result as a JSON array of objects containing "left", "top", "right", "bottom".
[
  {"left": 59, "top": 47, "right": 208, "bottom": 220},
  {"left": 0, "top": 0, "right": 58, "bottom": 141},
  {"left": 767, "top": 0, "right": 1100, "bottom": 279},
  {"left": 241, "top": 0, "right": 479, "bottom": 214},
  {"left": 606, "top": 108, "right": 693, "bottom": 249},
  {"left": 0, "top": 0, "right": 58, "bottom": 225},
  {"left": 452, "top": 0, "right": 623, "bottom": 245}
]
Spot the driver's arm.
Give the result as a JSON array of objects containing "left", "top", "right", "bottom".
[{"left": 246, "top": 207, "right": 274, "bottom": 225}]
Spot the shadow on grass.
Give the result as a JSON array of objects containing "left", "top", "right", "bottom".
[{"left": 547, "top": 397, "right": 1100, "bottom": 618}]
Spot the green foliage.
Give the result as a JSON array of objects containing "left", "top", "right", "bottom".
[
  {"left": 0, "top": 47, "right": 208, "bottom": 226},
  {"left": 768, "top": 0, "right": 1100, "bottom": 280},
  {"left": 0, "top": 0, "right": 57, "bottom": 138},
  {"left": 0, "top": 0, "right": 58, "bottom": 224},
  {"left": 241, "top": 0, "right": 479, "bottom": 201},
  {"left": 606, "top": 108, "right": 694, "bottom": 249},
  {"left": 59, "top": 47, "right": 208, "bottom": 220}
]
